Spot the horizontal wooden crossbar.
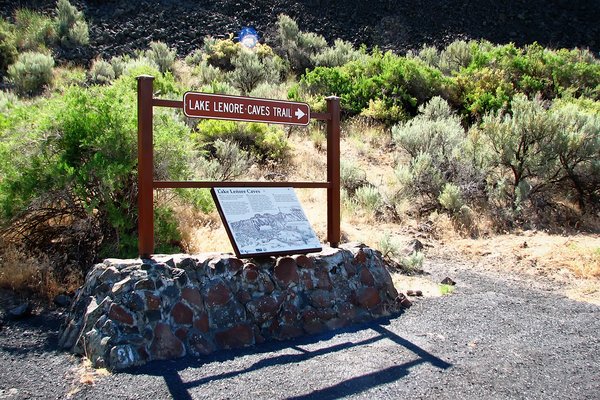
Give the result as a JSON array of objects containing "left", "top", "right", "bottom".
[
  {"left": 153, "top": 181, "right": 331, "bottom": 189},
  {"left": 153, "top": 99, "right": 183, "bottom": 108},
  {"left": 311, "top": 112, "right": 331, "bottom": 120}
]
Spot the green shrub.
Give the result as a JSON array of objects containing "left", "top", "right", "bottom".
[
  {"left": 394, "top": 152, "right": 444, "bottom": 205},
  {"left": 401, "top": 251, "right": 424, "bottom": 273},
  {"left": 89, "top": 59, "right": 115, "bottom": 84},
  {"left": 392, "top": 96, "right": 464, "bottom": 158},
  {"left": 340, "top": 159, "right": 368, "bottom": 194},
  {"left": 203, "top": 35, "right": 241, "bottom": 71},
  {"left": 0, "top": 21, "right": 17, "bottom": 76},
  {"left": 55, "top": 0, "right": 88, "bottom": 47},
  {"left": 377, "top": 232, "right": 402, "bottom": 260},
  {"left": 0, "top": 84, "right": 137, "bottom": 261},
  {"left": 195, "top": 120, "right": 288, "bottom": 163},
  {"left": 109, "top": 55, "right": 129, "bottom": 78},
  {"left": 276, "top": 14, "right": 300, "bottom": 48},
  {"left": 480, "top": 94, "right": 561, "bottom": 210},
  {"left": 274, "top": 14, "right": 327, "bottom": 73},
  {"left": 197, "top": 139, "right": 255, "bottom": 180},
  {"left": 67, "top": 20, "right": 89, "bottom": 46},
  {"left": 552, "top": 103, "right": 600, "bottom": 209},
  {"left": 456, "top": 67, "right": 514, "bottom": 119},
  {"left": 52, "top": 65, "right": 86, "bottom": 91},
  {"left": 195, "top": 37, "right": 285, "bottom": 88},
  {"left": 8, "top": 51, "right": 55, "bottom": 96},
  {"left": 154, "top": 205, "right": 183, "bottom": 254},
  {"left": 112, "top": 56, "right": 183, "bottom": 97},
  {"left": 229, "top": 50, "right": 265, "bottom": 95},
  {"left": 313, "top": 39, "right": 361, "bottom": 68},
  {"left": 354, "top": 185, "right": 383, "bottom": 214},
  {"left": 550, "top": 48, "right": 600, "bottom": 100},
  {"left": 298, "top": 50, "right": 449, "bottom": 122},
  {"left": 119, "top": 56, "right": 159, "bottom": 77},
  {"left": 0, "top": 91, "right": 18, "bottom": 114},
  {"left": 309, "top": 128, "right": 326, "bottom": 150},
  {"left": 0, "top": 72, "right": 195, "bottom": 268},
  {"left": 248, "top": 81, "right": 289, "bottom": 100},
  {"left": 392, "top": 97, "right": 484, "bottom": 211},
  {"left": 462, "top": 42, "right": 600, "bottom": 106},
  {"left": 13, "top": 9, "right": 56, "bottom": 52},
  {"left": 146, "top": 41, "right": 176, "bottom": 74},
  {"left": 439, "top": 40, "right": 473, "bottom": 75},
  {"left": 153, "top": 108, "right": 200, "bottom": 181},
  {"left": 199, "top": 80, "right": 239, "bottom": 96},
  {"left": 360, "top": 99, "right": 407, "bottom": 125},
  {"left": 193, "top": 59, "right": 221, "bottom": 85},
  {"left": 416, "top": 45, "right": 440, "bottom": 68},
  {"left": 261, "top": 54, "right": 288, "bottom": 83},
  {"left": 185, "top": 49, "right": 204, "bottom": 66},
  {"left": 438, "top": 183, "right": 464, "bottom": 213}
]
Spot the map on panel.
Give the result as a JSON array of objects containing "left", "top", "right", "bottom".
[{"left": 211, "top": 187, "right": 322, "bottom": 257}]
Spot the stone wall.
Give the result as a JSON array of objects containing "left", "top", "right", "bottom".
[{"left": 59, "top": 244, "right": 403, "bottom": 370}]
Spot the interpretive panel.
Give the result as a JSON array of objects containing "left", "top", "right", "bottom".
[{"left": 211, "top": 187, "right": 322, "bottom": 258}]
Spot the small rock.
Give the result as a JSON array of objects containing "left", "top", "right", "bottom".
[
  {"left": 150, "top": 323, "right": 185, "bottom": 360},
  {"left": 53, "top": 294, "right": 71, "bottom": 308},
  {"left": 356, "top": 287, "right": 381, "bottom": 309},
  {"left": 396, "top": 294, "right": 412, "bottom": 309},
  {"left": 8, "top": 303, "right": 32, "bottom": 319},
  {"left": 406, "top": 290, "right": 423, "bottom": 297},
  {"left": 405, "top": 239, "right": 424, "bottom": 254},
  {"left": 441, "top": 277, "right": 456, "bottom": 286},
  {"left": 214, "top": 324, "right": 254, "bottom": 349},
  {"left": 274, "top": 257, "right": 299, "bottom": 287}
]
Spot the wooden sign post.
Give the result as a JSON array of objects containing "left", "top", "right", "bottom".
[{"left": 137, "top": 75, "right": 340, "bottom": 258}]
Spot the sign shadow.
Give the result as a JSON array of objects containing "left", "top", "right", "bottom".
[{"left": 129, "top": 317, "right": 452, "bottom": 399}]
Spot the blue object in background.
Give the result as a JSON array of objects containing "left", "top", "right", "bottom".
[{"left": 238, "top": 27, "right": 259, "bottom": 48}]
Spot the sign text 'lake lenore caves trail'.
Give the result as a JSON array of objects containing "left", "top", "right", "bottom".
[{"left": 183, "top": 92, "right": 311, "bottom": 126}]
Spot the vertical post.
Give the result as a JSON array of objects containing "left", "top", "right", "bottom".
[
  {"left": 326, "top": 96, "right": 341, "bottom": 248},
  {"left": 137, "top": 75, "right": 154, "bottom": 258}
]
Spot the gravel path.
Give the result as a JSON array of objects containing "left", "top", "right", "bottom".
[{"left": 1, "top": 257, "right": 599, "bottom": 400}]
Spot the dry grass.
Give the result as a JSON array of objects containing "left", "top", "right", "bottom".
[
  {"left": 391, "top": 274, "right": 444, "bottom": 297},
  {"left": 446, "top": 231, "right": 600, "bottom": 279},
  {"left": 0, "top": 242, "right": 65, "bottom": 302},
  {"left": 66, "top": 358, "right": 110, "bottom": 398},
  {"left": 436, "top": 231, "right": 600, "bottom": 304}
]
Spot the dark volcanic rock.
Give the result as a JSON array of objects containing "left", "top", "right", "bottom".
[
  {"left": 8, "top": 303, "right": 32, "bottom": 319},
  {"left": 0, "top": 0, "right": 598, "bottom": 66}
]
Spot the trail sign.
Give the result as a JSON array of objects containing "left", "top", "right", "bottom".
[
  {"left": 136, "top": 75, "right": 339, "bottom": 259},
  {"left": 183, "top": 92, "right": 311, "bottom": 126}
]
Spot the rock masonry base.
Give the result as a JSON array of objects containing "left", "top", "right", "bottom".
[{"left": 59, "top": 243, "right": 403, "bottom": 370}]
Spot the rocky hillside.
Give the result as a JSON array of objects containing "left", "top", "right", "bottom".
[{"left": 1, "top": 0, "right": 599, "bottom": 62}]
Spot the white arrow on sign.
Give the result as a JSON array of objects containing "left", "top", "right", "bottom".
[{"left": 295, "top": 108, "right": 306, "bottom": 120}]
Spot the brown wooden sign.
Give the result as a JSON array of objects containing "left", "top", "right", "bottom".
[{"left": 183, "top": 92, "right": 311, "bottom": 126}]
